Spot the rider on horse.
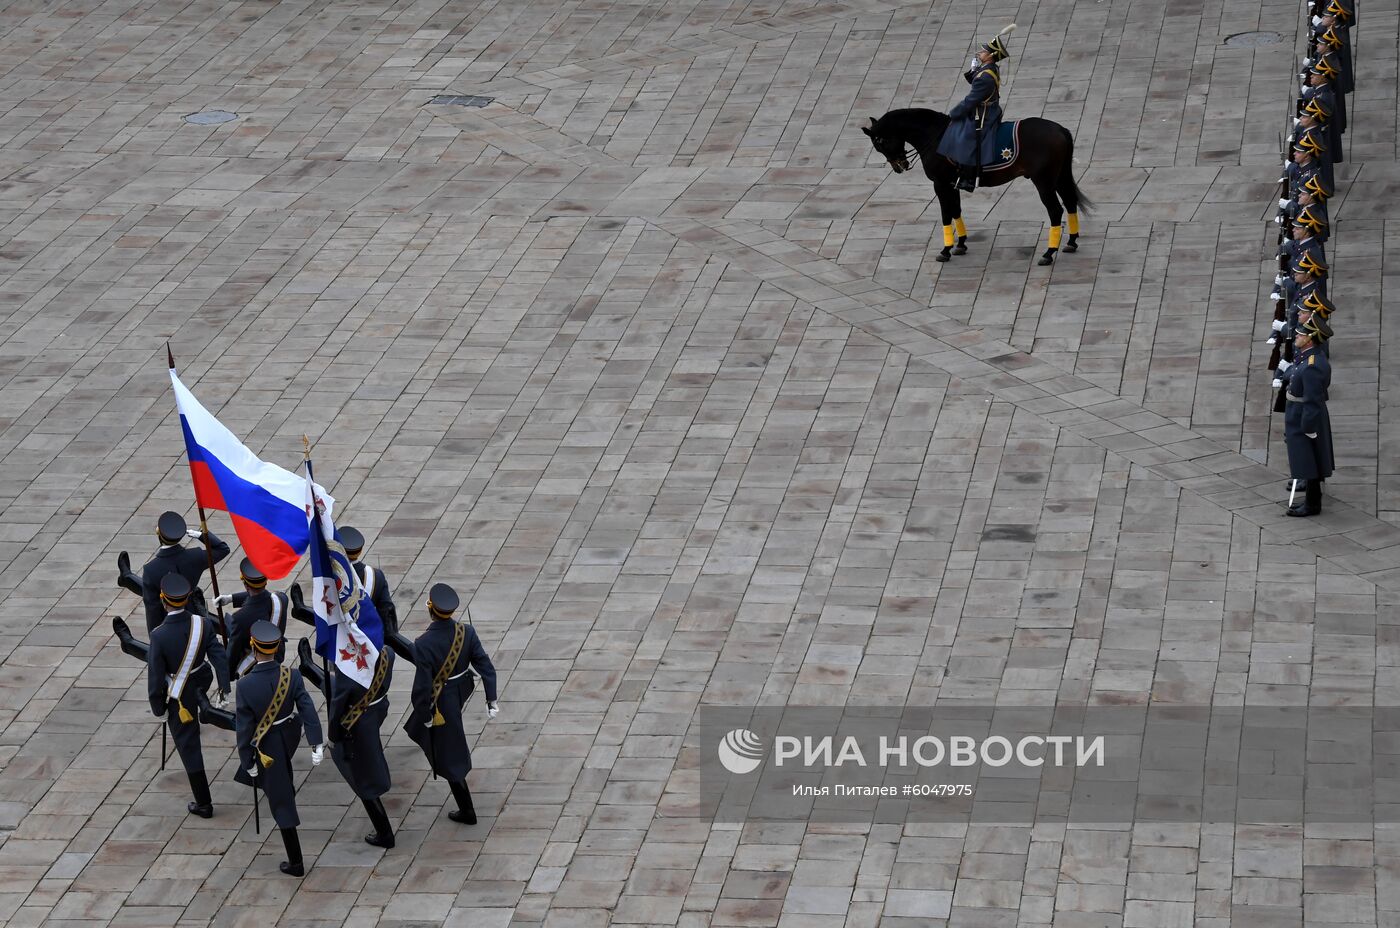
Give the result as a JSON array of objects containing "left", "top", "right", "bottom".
[{"left": 937, "top": 26, "right": 1014, "bottom": 192}]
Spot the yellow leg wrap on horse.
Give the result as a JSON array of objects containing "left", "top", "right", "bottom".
[
  {"left": 954, "top": 218, "right": 967, "bottom": 238},
  {"left": 942, "top": 225, "right": 955, "bottom": 248},
  {"left": 1048, "top": 226, "right": 1063, "bottom": 249},
  {"left": 1067, "top": 213, "right": 1079, "bottom": 235}
]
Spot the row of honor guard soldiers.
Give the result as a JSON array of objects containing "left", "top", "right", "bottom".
[
  {"left": 1265, "top": 0, "right": 1354, "bottom": 517},
  {"left": 112, "top": 515, "right": 499, "bottom": 876}
]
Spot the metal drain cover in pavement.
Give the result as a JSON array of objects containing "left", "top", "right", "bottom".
[
  {"left": 184, "top": 110, "right": 238, "bottom": 125},
  {"left": 428, "top": 94, "right": 494, "bottom": 107},
  {"left": 1224, "top": 31, "right": 1285, "bottom": 47}
]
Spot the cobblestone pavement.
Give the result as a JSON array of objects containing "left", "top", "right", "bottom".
[{"left": 1, "top": 0, "right": 1398, "bottom": 925}]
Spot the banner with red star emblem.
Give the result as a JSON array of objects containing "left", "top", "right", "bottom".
[{"left": 304, "top": 459, "right": 383, "bottom": 688}]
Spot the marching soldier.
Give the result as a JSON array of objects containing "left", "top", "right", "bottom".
[
  {"left": 404, "top": 583, "right": 498, "bottom": 825},
  {"left": 145, "top": 574, "right": 230, "bottom": 817},
  {"left": 216, "top": 558, "right": 290, "bottom": 680},
  {"left": 119, "top": 511, "right": 230, "bottom": 634},
  {"left": 339, "top": 527, "right": 414, "bottom": 661},
  {"left": 235, "top": 621, "right": 324, "bottom": 877},
  {"left": 339, "top": 528, "right": 398, "bottom": 633},
  {"left": 936, "top": 26, "right": 1014, "bottom": 192},
  {"left": 299, "top": 638, "right": 397, "bottom": 848},
  {"left": 1284, "top": 317, "right": 1334, "bottom": 517}
]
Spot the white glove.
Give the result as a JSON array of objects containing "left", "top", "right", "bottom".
[
  {"left": 186, "top": 528, "right": 202, "bottom": 540},
  {"left": 1279, "top": 198, "right": 1290, "bottom": 209},
  {"left": 1312, "top": 14, "right": 1323, "bottom": 25},
  {"left": 1277, "top": 360, "right": 1292, "bottom": 374},
  {"left": 1272, "top": 319, "right": 1286, "bottom": 332},
  {"left": 1271, "top": 292, "right": 1283, "bottom": 302},
  {"left": 487, "top": 701, "right": 499, "bottom": 719},
  {"left": 1307, "top": 433, "right": 1318, "bottom": 439},
  {"left": 1275, "top": 275, "right": 1286, "bottom": 285},
  {"left": 246, "top": 765, "right": 259, "bottom": 777},
  {"left": 310, "top": 744, "right": 323, "bottom": 765},
  {"left": 1275, "top": 215, "right": 1283, "bottom": 225},
  {"left": 1272, "top": 378, "right": 1283, "bottom": 388},
  {"left": 213, "top": 593, "right": 234, "bottom": 608},
  {"left": 968, "top": 57, "right": 977, "bottom": 70}
]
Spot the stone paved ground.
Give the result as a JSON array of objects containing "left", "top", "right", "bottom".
[{"left": 1, "top": 0, "right": 1399, "bottom": 925}]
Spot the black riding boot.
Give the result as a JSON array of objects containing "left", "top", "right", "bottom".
[
  {"left": 1287, "top": 478, "right": 1323, "bottom": 516},
  {"left": 448, "top": 780, "right": 477, "bottom": 825},
  {"left": 112, "top": 617, "right": 149, "bottom": 662},
  {"left": 280, "top": 827, "right": 304, "bottom": 876},
  {"left": 363, "top": 798, "right": 395, "bottom": 848},
  {"left": 116, "top": 551, "right": 144, "bottom": 596},
  {"left": 187, "top": 770, "right": 213, "bottom": 819},
  {"left": 195, "top": 689, "right": 235, "bottom": 731},
  {"left": 957, "top": 165, "right": 978, "bottom": 192}
]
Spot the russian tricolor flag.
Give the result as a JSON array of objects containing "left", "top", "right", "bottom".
[{"left": 171, "top": 370, "right": 333, "bottom": 579}]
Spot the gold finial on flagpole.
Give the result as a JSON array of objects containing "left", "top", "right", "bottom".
[{"left": 302, "top": 435, "right": 311, "bottom": 461}]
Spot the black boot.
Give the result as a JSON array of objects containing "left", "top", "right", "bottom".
[
  {"left": 363, "top": 798, "right": 395, "bottom": 848},
  {"left": 957, "top": 165, "right": 978, "bottom": 192},
  {"left": 116, "top": 551, "right": 144, "bottom": 596},
  {"left": 187, "top": 770, "right": 213, "bottom": 818},
  {"left": 1287, "top": 478, "right": 1323, "bottom": 517},
  {"left": 195, "top": 689, "right": 236, "bottom": 731},
  {"left": 448, "top": 780, "right": 477, "bottom": 824},
  {"left": 112, "top": 617, "right": 149, "bottom": 662},
  {"left": 289, "top": 583, "right": 316, "bottom": 627},
  {"left": 297, "top": 638, "right": 325, "bottom": 693},
  {"left": 280, "top": 827, "right": 304, "bottom": 876}
]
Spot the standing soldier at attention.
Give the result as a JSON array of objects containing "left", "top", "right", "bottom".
[
  {"left": 936, "top": 26, "right": 1014, "bottom": 192},
  {"left": 298, "top": 637, "right": 398, "bottom": 849},
  {"left": 117, "top": 511, "right": 230, "bottom": 634},
  {"left": 1284, "top": 317, "right": 1334, "bottom": 517},
  {"left": 145, "top": 574, "right": 230, "bottom": 818},
  {"left": 235, "top": 621, "right": 324, "bottom": 877},
  {"left": 217, "top": 558, "right": 290, "bottom": 680},
  {"left": 405, "top": 583, "right": 499, "bottom": 825}
]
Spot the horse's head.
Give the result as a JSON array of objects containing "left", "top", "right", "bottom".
[{"left": 861, "top": 116, "right": 911, "bottom": 173}]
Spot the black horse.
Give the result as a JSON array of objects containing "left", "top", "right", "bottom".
[{"left": 862, "top": 108, "right": 1091, "bottom": 265}]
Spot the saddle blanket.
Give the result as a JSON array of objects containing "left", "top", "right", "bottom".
[{"left": 983, "top": 120, "right": 1021, "bottom": 172}]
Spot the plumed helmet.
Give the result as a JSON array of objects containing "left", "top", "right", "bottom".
[{"left": 981, "top": 24, "right": 1015, "bottom": 61}]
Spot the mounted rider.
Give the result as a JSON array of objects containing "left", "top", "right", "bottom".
[{"left": 937, "top": 25, "right": 1015, "bottom": 192}]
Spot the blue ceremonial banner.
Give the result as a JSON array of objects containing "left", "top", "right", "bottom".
[{"left": 303, "top": 459, "right": 383, "bottom": 687}]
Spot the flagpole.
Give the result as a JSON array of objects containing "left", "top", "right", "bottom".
[
  {"left": 169, "top": 344, "right": 229, "bottom": 642},
  {"left": 305, "top": 439, "right": 332, "bottom": 698}
]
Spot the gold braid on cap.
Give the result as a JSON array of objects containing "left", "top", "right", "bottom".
[{"left": 252, "top": 636, "right": 280, "bottom": 655}]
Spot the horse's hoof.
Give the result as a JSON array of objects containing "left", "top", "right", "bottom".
[
  {"left": 952, "top": 244, "right": 967, "bottom": 255},
  {"left": 1037, "top": 252, "right": 1055, "bottom": 266},
  {"left": 936, "top": 249, "right": 951, "bottom": 263},
  {"left": 1063, "top": 235, "right": 1079, "bottom": 253}
]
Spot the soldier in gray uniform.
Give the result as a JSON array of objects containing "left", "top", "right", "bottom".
[
  {"left": 117, "top": 511, "right": 229, "bottom": 634},
  {"left": 216, "top": 558, "right": 290, "bottom": 680},
  {"left": 1284, "top": 317, "right": 1335, "bottom": 517},
  {"left": 404, "top": 584, "right": 499, "bottom": 825},
  {"left": 144, "top": 574, "right": 230, "bottom": 817},
  {"left": 234, "top": 621, "right": 324, "bottom": 876},
  {"left": 300, "top": 638, "right": 397, "bottom": 848}
]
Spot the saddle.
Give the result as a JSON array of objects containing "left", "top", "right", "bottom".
[{"left": 982, "top": 120, "right": 1021, "bottom": 173}]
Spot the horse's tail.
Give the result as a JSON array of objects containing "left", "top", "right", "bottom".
[{"left": 1058, "top": 125, "right": 1093, "bottom": 214}]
